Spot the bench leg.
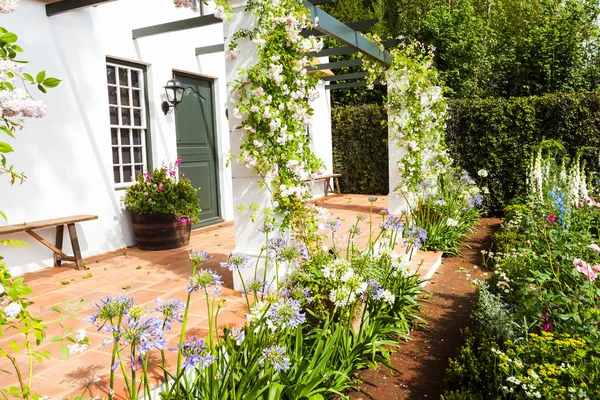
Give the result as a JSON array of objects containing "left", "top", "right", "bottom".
[
  {"left": 326, "top": 179, "right": 334, "bottom": 196},
  {"left": 67, "top": 223, "right": 84, "bottom": 270},
  {"left": 335, "top": 177, "right": 342, "bottom": 196},
  {"left": 54, "top": 225, "right": 64, "bottom": 267}
]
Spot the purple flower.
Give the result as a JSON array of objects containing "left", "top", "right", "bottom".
[
  {"left": 220, "top": 251, "right": 253, "bottom": 271},
  {"left": 84, "top": 294, "right": 135, "bottom": 328},
  {"left": 404, "top": 226, "right": 428, "bottom": 249},
  {"left": 267, "top": 298, "right": 306, "bottom": 329},
  {"left": 175, "top": 336, "right": 214, "bottom": 370},
  {"left": 189, "top": 250, "right": 213, "bottom": 265},
  {"left": 259, "top": 221, "right": 275, "bottom": 233},
  {"left": 325, "top": 219, "right": 341, "bottom": 233},
  {"left": 188, "top": 270, "right": 222, "bottom": 293},
  {"left": 379, "top": 209, "right": 390, "bottom": 216},
  {"left": 367, "top": 195, "right": 378, "bottom": 203},
  {"left": 259, "top": 345, "right": 290, "bottom": 372},
  {"left": 382, "top": 216, "right": 404, "bottom": 231},
  {"left": 153, "top": 296, "right": 184, "bottom": 330}
]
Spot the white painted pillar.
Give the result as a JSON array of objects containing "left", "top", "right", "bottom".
[{"left": 223, "top": 1, "right": 282, "bottom": 291}]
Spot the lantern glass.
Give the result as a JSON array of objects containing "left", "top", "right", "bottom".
[{"left": 164, "top": 79, "right": 185, "bottom": 104}]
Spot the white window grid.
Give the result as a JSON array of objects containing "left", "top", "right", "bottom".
[{"left": 106, "top": 62, "right": 148, "bottom": 188}]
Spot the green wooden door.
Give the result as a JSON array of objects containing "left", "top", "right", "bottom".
[{"left": 174, "top": 73, "right": 222, "bottom": 228}]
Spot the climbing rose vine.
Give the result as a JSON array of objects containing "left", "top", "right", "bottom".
[
  {"left": 225, "top": 0, "right": 324, "bottom": 228},
  {"left": 362, "top": 38, "right": 450, "bottom": 203}
]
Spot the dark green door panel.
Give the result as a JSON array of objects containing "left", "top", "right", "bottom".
[{"left": 174, "top": 73, "right": 222, "bottom": 228}]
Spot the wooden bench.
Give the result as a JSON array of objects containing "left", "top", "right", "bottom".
[
  {"left": 302, "top": 173, "right": 342, "bottom": 196},
  {"left": 0, "top": 215, "right": 98, "bottom": 270}
]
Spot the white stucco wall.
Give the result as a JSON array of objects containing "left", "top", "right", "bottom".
[
  {"left": 1, "top": 0, "right": 235, "bottom": 275},
  {"left": 0, "top": 0, "right": 333, "bottom": 276}
]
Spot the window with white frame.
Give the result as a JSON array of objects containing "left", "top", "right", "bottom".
[{"left": 106, "top": 61, "right": 148, "bottom": 186}]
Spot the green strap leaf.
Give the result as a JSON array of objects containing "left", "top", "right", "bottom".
[{"left": 0, "top": 142, "right": 14, "bottom": 153}]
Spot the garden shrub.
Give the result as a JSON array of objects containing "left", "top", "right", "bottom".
[
  {"left": 331, "top": 103, "right": 389, "bottom": 195},
  {"left": 331, "top": 92, "right": 600, "bottom": 214}
]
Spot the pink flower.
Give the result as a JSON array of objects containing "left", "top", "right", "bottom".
[
  {"left": 148, "top": 198, "right": 152, "bottom": 202},
  {"left": 542, "top": 321, "right": 552, "bottom": 332},
  {"left": 175, "top": 157, "right": 182, "bottom": 167},
  {"left": 144, "top": 191, "right": 149, "bottom": 196},
  {"left": 574, "top": 258, "right": 598, "bottom": 281},
  {"left": 589, "top": 244, "right": 600, "bottom": 253},
  {"left": 547, "top": 214, "right": 556, "bottom": 224},
  {"left": 180, "top": 172, "right": 185, "bottom": 177}
]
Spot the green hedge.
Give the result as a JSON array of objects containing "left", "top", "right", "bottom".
[
  {"left": 331, "top": 103, "right": 389, "bottom": 195},
  {"left": 332, "top": 92, "right": 600, "bottom": 214}
]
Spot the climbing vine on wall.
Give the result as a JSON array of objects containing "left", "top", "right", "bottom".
[{"left": 362, "top": 38, "right": 450, "bottom": 203}]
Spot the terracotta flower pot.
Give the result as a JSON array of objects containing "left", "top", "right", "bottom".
[{"left": 130, "top": 212, "right": 191, "bottom": 251}]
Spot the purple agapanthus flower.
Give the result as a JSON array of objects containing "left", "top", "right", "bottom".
[
  {"left": 382, "top": 216, "right": 404, "bottom": 231},
  {"left": 188, "top": 269, "right": 223, "bottom": 293},
  {"left": 367, "top": 195, "right": 378, "bottom": 203},
  {"left": 404, "top": 226, "right": 428, "bottom": 249},
  {"left": 325, "top": 219, "right": 342, "bottom": 232},
  {"left": 189, "top": 250, "right": 213, "bottom": 265},
  {"left": 379, "top": 209, "right": 390, "bottom": 216},
  {"left": 267, "top": 297, "right": 306, "bottom": 329},
  {"left": 220, "top": 251, "right": 253, "bottom": 271},
  {"left": 84, "top": 293, "right": 135, "bottom": 328},
  {"left": 259, "top": 345, "right": 290, "bottom": 372},
  {"left": 176, "top": 336, "right": 214, "bottom": 370},
  {"left": 112, "top": 315, "right": 167, "bottom": 369},
  {"left": 153, "top": 296, "right": 184, "bottom": 330}
]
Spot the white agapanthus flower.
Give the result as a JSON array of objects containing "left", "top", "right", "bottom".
[
  {"left": 446, "top": 218, "right": 459, "bottom": 227},
  {"left": 4, "top": 301, "right": 22, "bottom": 318},
  {"left": 477, "top": 169, "right": 489, "bottom": 178}
]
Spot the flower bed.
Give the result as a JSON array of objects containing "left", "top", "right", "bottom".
[{"left": 444, "top": 145, "right": 600, "bottom": 399}]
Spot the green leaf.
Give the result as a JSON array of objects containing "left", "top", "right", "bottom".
[
  {"left": 11, "top": 45, "right": 22, "bottom": 52},
  {"left": 0, "top": 32, "right": 17, "bottom": 43},
  {"left": 35, "top": 71, "right": 46, "bottom": 84},
  {"left": 22, "top": 73, "right": 33, "bottom": 83},
  {"left": 50, "top": 336, "right": 63, "bottom": 343},
  {"left": 37, "top": 84, "right": 46, "bottom": 94},
  {"left": 59, "top": 344, "right": 70, "bottom": 360},
  {"left": 42, "top": 77, "right": 61, "bottom": 88},
  {"left": 0, "top": 142, "right": 14, "bottom": 153}
]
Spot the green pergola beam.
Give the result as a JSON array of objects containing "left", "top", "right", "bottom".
[
  {"left": 46, "top": 0, "right": 116, "bottom": 16},
  {"left": 309, "top": 59, "right": 363, "bottom": 71},
  {"left": 302, "top": 18, "right": 379, "bottom": 38},
  {"left": 303, "top": 2, "right": 392, "bottom": 65},
  {"left": 195, "top": 44, "right": 225, "bottom": 56},
  {"left": 133, "top": 15, "right": 220, "bottom": 39},
  {"left": 325, "top": 79, "right": 382, "bottom": 90},
  {"left": 322, "top": 71, "right": 368, "bottom": 82},
  {"left": 309, "top": 38, "right": 400, "bottom": 57}
]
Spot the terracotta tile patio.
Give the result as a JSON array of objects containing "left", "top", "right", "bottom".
[{"left": 0, "top": 195, "right": 441, "bottom": 399}]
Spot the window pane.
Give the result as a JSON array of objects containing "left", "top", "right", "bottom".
[
  {"left": 133, "top": 147, "right": 142, "bottom": 163},
  {"left": 121, "top": 108, "right": 131, "bottom": 125},
  {"left": 120, "top": 129, "right": 130, "bottom": 145},
  {"left": 108, "top": 86, "right": 117, "bottom": 105},
  {"left": 119, "top": 68, "right": 128, "bottom": 86},
  {"left": 107, "top": 66, "right": 116, "bottom": 85},
  {"left": 135, "top": 164, "right": 143, "bottom": 177},
  {"left": 132, "top": 129, "right": 141, "bottom": 145},
  {"left": 109, "top": 107, "right": 118, "bottom": 125},
  {"left": 123, "top": 166, "right": 132, "bottom": 182},
  {"left": 112, "top": 147, "right": 120, "bottom": 164},
  {"left": 113, "top": 166, "right": 121, "bottom": 184},
  {"left": 133, "top": 109, "right": 142, "bottom": 126},
  {"left": 131, "top": 70, "right": 140, "bottom": 88},
  {"left": 120, "top": 88, "right": 130, "bottom": 106},
  {"left": 111, "top": 128, "right": 118, "bottom": 145},
  {"left": 121, "top": 148, "right": 131, "bottom": 164},
  {"left": 132, "top": 89, "right": 140, "bottom": 107}
]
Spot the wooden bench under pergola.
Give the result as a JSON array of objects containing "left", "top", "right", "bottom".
[
  {"left": 0, "top": 215, "right": 98, "bottom": 270},
  {"left": 303, "top": 173, "right": 342, "bottom": 196}
]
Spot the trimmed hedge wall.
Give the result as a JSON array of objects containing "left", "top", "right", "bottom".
[
  {"left": 331, "top": 103, "right": 389, "bottom": 195},
  {"left": 332, "top": 92, "right": 600, "bottom": 215}
]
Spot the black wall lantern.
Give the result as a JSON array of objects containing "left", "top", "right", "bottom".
[{"left": 161, "top": 78, "right": 185, "bottom": 115}]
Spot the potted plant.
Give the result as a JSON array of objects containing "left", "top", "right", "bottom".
[{"left": 122, "top": 159, "right": 200, "bottom": 250}]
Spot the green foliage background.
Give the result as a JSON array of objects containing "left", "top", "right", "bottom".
[{"left": 332, "top": 92, "right": 600, "bottom": 214}]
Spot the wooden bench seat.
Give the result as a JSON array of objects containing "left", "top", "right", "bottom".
[
  {"left": 302, "top": 173, "right": 342, "bottom": 196},
  {"left": 0, "top": 215, "right": 98, "bottom": 270}
]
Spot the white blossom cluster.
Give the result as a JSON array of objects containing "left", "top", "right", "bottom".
[
  {"left": 0, "top": 0, "right": 18, "bottom": 14},
  {"left": 323, "top": 259, "right": 367, "bottom": 308},
  {"left": 0, "top": 88, "right": 46, "bottom": 123},
  {"left": 227, "top": 0, "right": 324, "bottom": 220}
]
